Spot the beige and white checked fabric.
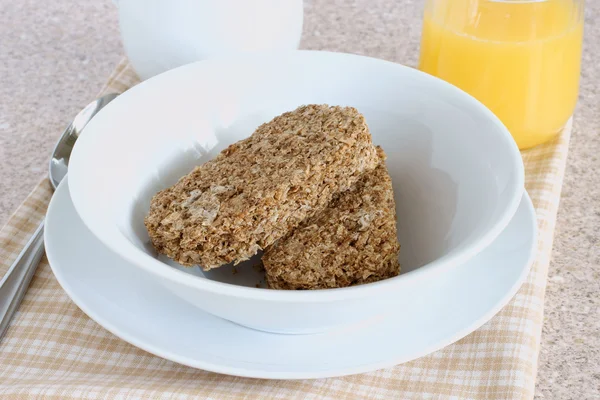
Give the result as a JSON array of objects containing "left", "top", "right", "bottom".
[{"left": 0, "top": 59, "right": 571, "bottom": 399}]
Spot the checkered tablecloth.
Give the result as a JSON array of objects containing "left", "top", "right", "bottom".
[{"left": 0, "top": 58, "right": 572, "bottom": 399}]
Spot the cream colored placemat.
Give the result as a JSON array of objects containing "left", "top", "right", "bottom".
[{"left": 0, "top": 58, "right": 571, "bottom": 399}]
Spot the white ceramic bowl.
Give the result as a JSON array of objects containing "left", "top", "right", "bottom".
[{"left": 68, "top": 51, "right": 524, "bottom": 334}]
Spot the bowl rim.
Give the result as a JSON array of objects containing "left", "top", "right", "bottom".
[{"left": 68, "top": 50, "right": 525, "bottom": 302}]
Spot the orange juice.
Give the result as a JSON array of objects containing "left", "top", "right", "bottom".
[{"left": 419, "top": 0, "right": 584, "bottom": 149}]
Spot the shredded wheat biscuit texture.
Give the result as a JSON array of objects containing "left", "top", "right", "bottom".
[
  {"left": 263, "top": 148, "right": 400, "bottom": 289},
  {"left": 144, "top": 105, "right": 379, "bottom": 270}
]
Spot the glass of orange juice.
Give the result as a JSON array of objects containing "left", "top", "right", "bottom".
[{"left": 419, "top": 0, "right": 584, "bottom": 149}]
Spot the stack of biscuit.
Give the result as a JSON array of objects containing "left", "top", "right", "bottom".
[{"left": 145, "top": 104, "right": 400, "bottom": 290}]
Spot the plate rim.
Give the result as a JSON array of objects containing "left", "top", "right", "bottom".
[{"left": 45, "top": 178, "right": 537, "bottom": 379}]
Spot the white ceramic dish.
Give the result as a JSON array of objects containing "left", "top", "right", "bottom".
[
  {"left": 46, "top": 179, "right": 536, "bottom": 379},
  {"left": 68, "top": 51, "right": 524, "bottom": 333},
  {"left": 116, "top": 0, "right": 303, "bottom": 80}
]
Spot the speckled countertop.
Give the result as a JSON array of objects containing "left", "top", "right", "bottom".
[{"left": 0, "top": 0, "right": 598, "bottom": 398}]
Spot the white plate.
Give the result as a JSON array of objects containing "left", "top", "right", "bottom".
[
  {"left": 66, "top": 51, "right": 524, "bottom": 333},
  {"left": 45, "top": 179, "right": 536, "bottom": 379}
]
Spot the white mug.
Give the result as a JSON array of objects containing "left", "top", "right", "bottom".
[{"left": 115, "top": 0, "right": 304, "bottom": 80}]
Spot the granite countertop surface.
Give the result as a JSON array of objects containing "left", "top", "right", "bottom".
[{"left": 0, "top": 0, "right": 598, "bottom": 398}]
